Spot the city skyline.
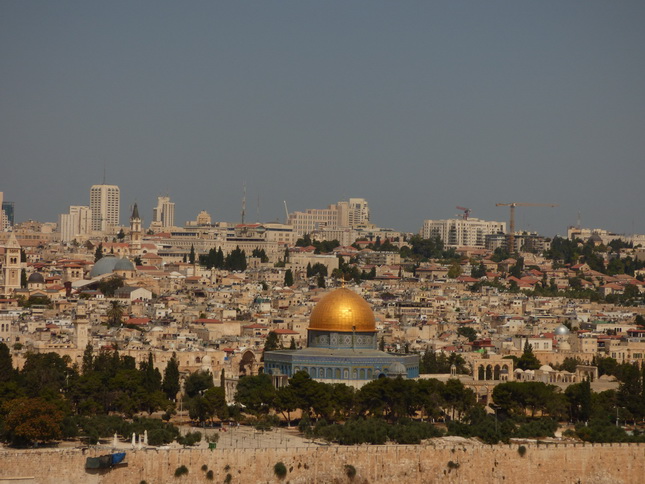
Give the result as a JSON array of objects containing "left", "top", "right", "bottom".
[{"left": 2, "top": 2, "right": 644, "bottom": 236}]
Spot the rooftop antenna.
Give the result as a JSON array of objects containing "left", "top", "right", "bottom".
[
  {"left": 577, "top": 211, "right": 581, "bottom": 229},
  {"left": 256, "top": 194, "right": 260, "bottom": 223},
  {"left": 241, "top": 182, "right": 246, "bottom": 224}
]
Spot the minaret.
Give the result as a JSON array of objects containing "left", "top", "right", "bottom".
[
  {"left": 2, "top": 232, "right": 21, "bottom": 296},
  {"left": 74, "top": 302, "right": 89, "bottom": 350},
  {"left": 130, "top": 203, "right": 142, "bottom": 256}
]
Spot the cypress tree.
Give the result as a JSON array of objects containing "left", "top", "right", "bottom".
[
  {"left": 94, "top": 243, "right": 103, "bottom": 262},
  {"left": 142, "top": 352, "right": 162, "bottom": 393},
  {"left": 81, "top": 343, "right": 94, "bottom": 374},
  {"left": 162, "top": 352, "right": 181, "bottom": 400},
  {"left": 284, "top": 269, "right": 294, "bottom": 287},
  {"left": 0, "top": 343, "right": 15, "bottom": 383}
]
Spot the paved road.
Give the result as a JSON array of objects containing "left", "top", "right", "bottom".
[{"left": 192, "top": 425, "right": 321, "bottom": 450}]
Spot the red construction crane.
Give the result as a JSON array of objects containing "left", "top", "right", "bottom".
[
  {"left": 495, "top": 202, "right": 558, "bottom": 252},
  {"left": 456, "top": 206, "right": 472, "bottom": 220}
]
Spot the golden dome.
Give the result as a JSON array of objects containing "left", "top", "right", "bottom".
[{"left": 308, "top": 288, "right": 376, "bottom": 333}]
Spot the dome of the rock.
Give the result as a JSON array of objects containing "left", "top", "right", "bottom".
[{"left": 308, "top": 288, "right": 376, "bottom": 333}]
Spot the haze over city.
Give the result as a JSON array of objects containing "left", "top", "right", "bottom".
[{"left": 2, "top": 1, "right": 644, "bottom": 236}]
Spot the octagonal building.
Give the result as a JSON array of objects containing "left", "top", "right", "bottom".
[{"left": 264, "top": 288, "right": 419, "bottom": 388}]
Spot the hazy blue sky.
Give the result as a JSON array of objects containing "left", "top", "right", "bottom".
[{"left": 2, "top": 2, "right": 644, "bottom": 237}]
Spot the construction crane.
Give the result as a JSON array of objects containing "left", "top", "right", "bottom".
[
  {"left": 456, "top": 206, "right": 472, "bottom": 220},
  {"left": 495, "top": 202, "right": 558, "bottom": 252}
]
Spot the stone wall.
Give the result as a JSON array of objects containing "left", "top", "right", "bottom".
[{"left": 1, "top": 442, "right": 644, "bottom": 484}]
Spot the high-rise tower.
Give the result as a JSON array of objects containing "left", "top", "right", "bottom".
[
  {"left": 151, "top": 196, "right": 175, "bottom": 230},
  {"left": 90, "top": 184, "right": 120, "bottom": 233}
]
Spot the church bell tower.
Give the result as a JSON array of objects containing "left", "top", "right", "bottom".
[
  {"left": 130, "top": 203, "right": 142, "bottom": 256},
  {"left": 2, "top": 232, "right": 21, "bottom": 296}
]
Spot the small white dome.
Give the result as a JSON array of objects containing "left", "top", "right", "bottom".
[{"left": 554, "top": 324, "right": 570, "bottom": 336}]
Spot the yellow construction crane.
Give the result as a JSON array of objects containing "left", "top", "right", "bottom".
[{"left": 495, "top": 202, "right": 558, "bottom": 252}]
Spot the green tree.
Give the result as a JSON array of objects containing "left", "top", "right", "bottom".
[
  {"left": 442, "top": 378, "right": 476, "bottom": 420},
  {"left": 357, "top": 377, "right": 419, "bottom": 423},
  {"left": 162, "top": 352, "right": 181, "bottom": 400},
  {"left": 295, "top": 234, "right": 312, "bottom": 247},
  {"left": 252, "top": 248, "right": 269, "bottom": 263},
  {"left": 509, "top": 257, "right": 524, "bottom": 278},
  {"left": 224, "top": 246, "right": 247, "bottom": 271},
  {"left": 141, "top": 352, "right": 162, "bottom": 394},
  {"left": 284, "top": 269, "right": 294, "bottom": 287},
  {"left": 81, "top": 344, "right": 94, "bottom": 375},
  {"left": 517, "top": 342, "right": 541, "bottom": 370},
  {"left": 106, "top": 301, "right": 124, "bottom": 327},
  {"left": 471, "top": 262, "right": 487, "bottom": 279},
  {"left": 2, "top": 397, "right": 65, "bottom": 445},
  {"left": 0, "top": 343, "right": 16, "bottom": 384},
  {"left": 274, "top": 385, "right": 299, "bottom": 427},
  {"left": 264, "top": 331, "right": 280, "bottom": 352},
  {"left": 616, "top": 362, "right": 644, "bottom": 420},
  {"left": 447, "top": 262, "right": 462, "bottom": 279},
  {"left": 189, "top": 245, "right": 196, "bottom": 264},
  {"left": 94, "top": 243, "right": 103, "bottom": 262},
  {"left": 184, "top": 370, "right": 214, "bottom": 399},
  {"left": 20, "top": 352, "right": 74, "bottom": 398},
  {"left": 317, "top": 273, "right": 326, "bottom": 288},
  {"left": 457, "top": 326, "right": 477, "bottom": 342},
  {"left": 565, "top": 379, "right": 592, "bottom": 422},
  {"left": 97, "top": 275, "right": 124, "bottom": 297},
  {"left": 235, "top": 374, "right": 276, "bottom": 415},
  {"left": 204, "top": 386, "right": 229, "bottom": 421}
]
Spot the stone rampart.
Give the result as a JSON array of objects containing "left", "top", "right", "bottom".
[{"left": 1, "top": 442, "right": 644, "bottom": 484}]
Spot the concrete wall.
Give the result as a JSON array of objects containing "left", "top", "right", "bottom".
[{"left": 1, "top": 442, "right": 644, "bottom": 484}]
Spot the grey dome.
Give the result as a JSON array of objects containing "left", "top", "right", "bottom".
[
  {"left": 554, "top": 324, "right": 570, "bottom": 336},
  {"left": 114, "top": 258, "right": 135, "bottom": 271},
  {"left": 387, "top": 362, "right": 407, "bottom": 376},
  {"left": 89, "top": 256, "right": 119, "bottom": 278},
  {"left": 27, "top": 272, "right": 45, "bottom": 284}
]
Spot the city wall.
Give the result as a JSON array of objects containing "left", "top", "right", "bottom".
[{"left": 1, "top": 442, "right": 644, "bottom": 484}]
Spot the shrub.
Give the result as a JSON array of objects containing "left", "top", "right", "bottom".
[
  {"left": 223, "top": 473, "right": 231, "bottom": 483},
  {"left": 447, "top": 461, "right": 460, "bottom": 470},
  {"left": 178, "top": 431, "right": 202, "bottom": 447},
  {"left": 201, "top": 464, "right": 208, "bottom": 471},
  {"left": 274, "top": 462, "right": 287, "bottom": 479},
  {"left": 207, "top": 470, "right": 215, "bottom": 481},
  {"left": 174, "top": 465, "right": 188, "bottom": 477},
  {"left": 518, "top": 445, "right": 527, "bottom": 457},
  {"left": 206, "top": 433, "right": 220, "bottom": 443},
  {"left": 344, "top": 464, "right": 357, "bottom": 480}
]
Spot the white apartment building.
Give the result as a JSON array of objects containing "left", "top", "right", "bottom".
[
  {"left": 151, "top": 196, "right": 175, "bottom": 229},
  {"left": 287, "top": 198, "right": 370, "bottom": 236},
  {"left": 421, "top": 218, "right": 506, "bottom": 249},
  {"left": 341, "top": 198, "right": 370, "bottom": 227},
  {"left": 90, "top": 184, "right": 120, "bottom": 232},
  {"left": 59, "top": 206, "right": 91, "bottom": 243}
]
